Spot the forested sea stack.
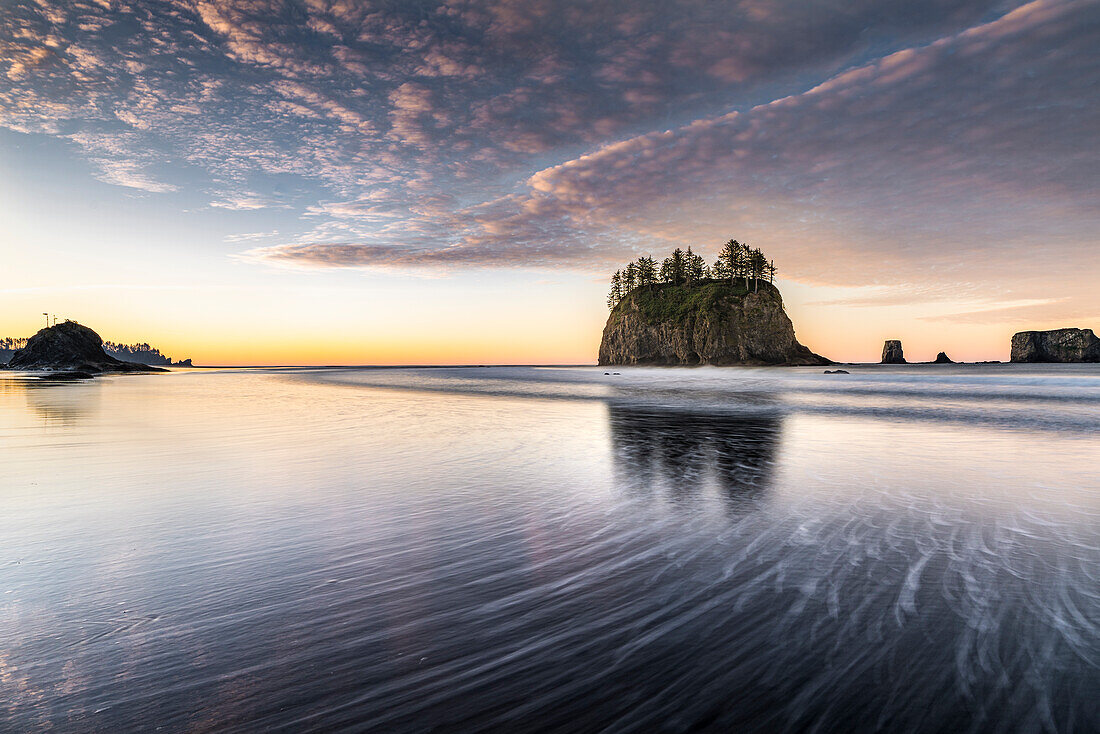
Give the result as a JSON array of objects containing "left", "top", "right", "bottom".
[{"left": 599, "top": 240, "right": 828, "bottom": 366}]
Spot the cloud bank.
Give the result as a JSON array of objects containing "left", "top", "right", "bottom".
[{"left": 2, "top": 0, "right": 1097, "bottom": 315}]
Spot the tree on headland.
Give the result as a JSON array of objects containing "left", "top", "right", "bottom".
[
  {"left": 606, "top": 237, "right": 778, "bottom": 309},
  {"left": 711, "top": 256, "right": 730, "bottom": 281},
  {"left": 737, "top": 242, "right": 753, "bottom": 289},
  {"left": 1, "top": 337, "right": 28, "bottom": 351},
  {"left": 623, "top": 261, "right": 638, "bottom": 291},
  {"left": 684, "top": 247, "right": 706, "bottom": 286},
  {"left": 748, "top": 248, "right": 768, "bottom": 292},
  {"left": 608, "top": 270, "right": 623, "bottom": 309},
  {"left": 659, "top": 248, "right": 687, "bottom": 285},
  {"left": 717, "top": 240, "right": 741, "bottom": 286}
]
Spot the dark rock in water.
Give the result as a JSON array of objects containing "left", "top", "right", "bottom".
[
  {"left": 6, "top": 321, "right": 166, "bottom": 374},
  {"left": 881, "top": 340, "right": 906, "bottom": 364},
  {"left": 934, "top": 352, "right": 953, "bottom": 364},
  {"left": 598, "top": 281, "right": 829, "bottom": 366},
  {"left": 175, "top": 358, "right": 194, "bottom": 367},
  {"left": 824, "top": 369, "right": 849, "bottom": 374},
  {"left": 37, "top": 370, "right": 96, "bottom": 381},
  {"left": 1010, "top": 328, "right": 1100, "bottom": 363}
]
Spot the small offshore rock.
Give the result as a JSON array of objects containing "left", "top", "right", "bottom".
[
  {"left": 824, "top": 369, "right": 850, "bottom": 374},
  {"left": 881, "top": 340, "right": 906, "bottom": 364},
  {"left": 933, "top": 352, "right": 954, "bottom": 364}
]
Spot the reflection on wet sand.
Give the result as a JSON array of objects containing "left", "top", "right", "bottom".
[
  {"left": 608, "top": 404, "right": 781, "bottom": 511},
  {"left": 0, "top": 376, "right": 101, "bottom": 427}
]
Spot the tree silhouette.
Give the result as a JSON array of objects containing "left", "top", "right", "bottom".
[
  {"left": 717, "top": 240, "right": 739, "bottom": 286},
  {"left": 748, "top": 248, "right": 768, "bottom": 291},
  {"left": 738, "top": 242, "right": 753, "bottom": 289},
  {"left": 606, "top": 238, "right": 777, "bottom": 304},
  {"left": 684, "top": 247, "right": 706, "bottom": 285},
  {"left": 623, "top": 261, "right": 638, "bottom": 291},
  {"left": 659, "top": 248, "right": 688, "bottom": 285},
  {"left": 711, "top": 256, "right": 730, "bottom": 280},
  {"left": 607, "top": 270, "right": 623, "bottom": 309}
]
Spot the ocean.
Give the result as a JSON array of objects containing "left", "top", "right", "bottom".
[{"left": 1, "top": 365, "right": 1097, "bottom": 732}]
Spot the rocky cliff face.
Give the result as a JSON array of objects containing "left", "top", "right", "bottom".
[
  {"left": 6, "top": 321, "right": 165, "bottom": 373},
  {"left": 598, "top": 281, "right": 828, "bottom": 366},
  {"left": 1010, "top": 328, "right": 1100, "bottom": 363}
]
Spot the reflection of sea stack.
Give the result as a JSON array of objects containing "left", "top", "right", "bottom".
[
  {"left": 599, "top": 282, "right": 828, "bottom": 366},
  {"left": 608, "top": 406, "right": 781, "bottom": 510},
  {"left": 24, "top": 380, "right": 101, "bottom": 426},
  {"left": 1010, "top": 328, "right": 1100, "bottom": 363},
  {"left": 881, "top": 340, "right": 906, "bottom": 364},
  {"left": 6, "top": 321, "right": 166, "bottom": 374}
]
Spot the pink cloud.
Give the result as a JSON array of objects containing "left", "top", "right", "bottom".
[{"left": 239, "top": 0, "right": 1098, "bottom": 329}]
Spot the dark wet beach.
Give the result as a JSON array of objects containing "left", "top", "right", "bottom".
[{"left": 1, "top": 365, "right": 1097, "bottom": 732}]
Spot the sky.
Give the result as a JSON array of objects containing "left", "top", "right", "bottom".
[{"left": 1, "top": 0, "right": 1097, "bottom": 365}]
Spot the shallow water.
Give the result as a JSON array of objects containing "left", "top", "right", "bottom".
[{"left": 1, "top": 365, "right": 1098, "bottom": 732}]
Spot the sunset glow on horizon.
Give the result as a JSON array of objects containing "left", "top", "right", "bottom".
[{"left": 2, "top": 0, "right": 1097, "bottom": 365}]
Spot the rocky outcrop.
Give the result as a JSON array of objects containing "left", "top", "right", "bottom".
[
  {"left": 6, "top": 321, "right": 166, "bottom": 373},
  {"left": 934, "top": 352, "right": 953, "bottom": 364},
  {"left": 598, "top": 281, "right": 828, "bottom": 366},
  {"left": 1010, "top": 328, "right": 1100, "bottom": 363},
  {"left": 881, "top": 340, "right": 906, "bottom": 364}
]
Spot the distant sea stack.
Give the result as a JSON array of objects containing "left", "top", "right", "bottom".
[
  {"left": 934, "top": 352, "right": 953, "bottom": 364},
  {"left": 1010, "top": 328, "right": 1100, "bottom": 363},
  {"left": 5, "top": 321, "right": 166, "bottom": 374},
  {"left": 598, "top": 281, "right": 828, "bottom": 366},
  {"left": 881, "top": 340, "right": 906, "bottom": 364}
]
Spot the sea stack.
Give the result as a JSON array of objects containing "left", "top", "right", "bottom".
[
  {"left": 1010, "top": 328, "right": 1100, "bottom": 363},
  {"left": 881, "top": 340, "right": 906, "bottom": 364},
  {"left": 6, "top": 321, "right": 165, "bottom": 374},
  {"left": 934, "top": 352, "right": 953, "bottom": 364},
  {"left": 598, "top": 281, "right": 828, "bottom": 366}
]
